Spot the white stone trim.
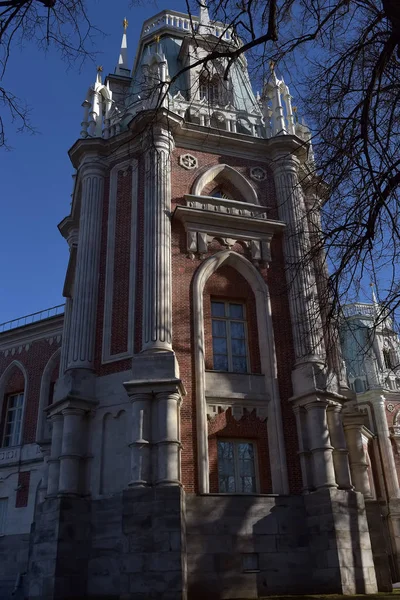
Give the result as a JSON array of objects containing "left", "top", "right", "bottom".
[
  {"left": 193, "top": 250, "right": 288, "bottom": 494},
  {"left": 102, "top": 159, "right": 138, "bottom": 363},
  {"left": 0, "top": 360, "right": 29, "bottom": 449},
  {"left": 36, "top": 348, "right": 61, "bottom": 442},
  {"left": 192, "top": 163, "right": 259, "bottom": 205}
]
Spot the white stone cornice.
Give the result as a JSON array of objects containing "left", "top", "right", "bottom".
[{"left": 173, "top": 199, "right": 284, "bottom": 263}]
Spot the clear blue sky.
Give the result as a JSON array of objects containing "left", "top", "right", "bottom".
[{"left": 0, "top": 0, "right": 187, "bottom": 325}]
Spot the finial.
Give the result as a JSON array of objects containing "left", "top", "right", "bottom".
[
  {"left": 269, "top": 60, "right": 275, "bottom": 72},
  {"left": 154, "top": 35, "right": 160, "bottom": 44},
  {"left": 97, "top": 65, "right": 103, "bottom": 73},
  {"left": 115, "top": 17, "right": 130, "bottom": 76},
  {"left": 198, "top": 1, "right": 211, "bottom": 35}
]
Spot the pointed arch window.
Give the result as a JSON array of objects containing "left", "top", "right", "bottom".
[
  {"left": 199, "top": 73, "right": 222, "bottom": 106},
  {"left": 3, "top": 392, "right": 24, "bottom": 447}
]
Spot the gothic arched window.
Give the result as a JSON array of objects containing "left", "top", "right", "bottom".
[{"left": 199, "top": 73, "right": 222, "bottom": 106}]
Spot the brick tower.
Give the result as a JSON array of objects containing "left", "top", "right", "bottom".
[{"left": 0, "top": 5, "right": 388, "bottom": 599}]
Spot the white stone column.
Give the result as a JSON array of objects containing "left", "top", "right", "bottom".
[
  {"left": 141, "top": 128, "right": 174, "bottom": 353},
  {"left": 293, "top": 405, "right": 313, "bottom": 492},
  {"left": 372, "top": 396, "right": 400, "bottom": 499},
  {"left": 156, "top": 392, "right": 181, "bottom": 486},
  {"left": 47, "top": 414, "right": 63, "bottom": 496},
  {"left": 37, "top": 445, "right": 51, "bottom": 504},
  {"left": 67, "top": 161, "right": 106, "bottom": 369},
  {"left": 343, "top": 414, "right": 372, "bottom": 497},
  {"left": 327, "top": 404, "right": 353, "bottom": 489},
  {"left": 60, "top": 297, "right": 73, "bottom": 375},
  {"left": 129, "top": 393, "right": 152, "bottom": 486},
  {"left": 272, "top": 154, "right": 325, "bottom": 373},
  {"left": 305, "top": 401, "right": 337, "bottom": 490},
  {"left": 58, "top": 408, "right": 86, "bottom": 495}
]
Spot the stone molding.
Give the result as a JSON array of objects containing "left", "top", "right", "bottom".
[
  {"left": 192, "top": 163, "right": 259, "bottom": 205},
  {"left": 36, "top": 347, "right": 61, "bottom": 443},
  {"left": 0, "top": 317, "right": 63, "bottom": 353},
  {"left": 66, "top": 161, "right": 106, "bottom": 370},
  {"left": 102, "top": 159, "right": 138, "bottom": 364},
  {"left": 192, "top": 249, "right": 288, "bottom": 495},
  {"left": 174, "top": 196, "right": 284, "bottom": 263}
]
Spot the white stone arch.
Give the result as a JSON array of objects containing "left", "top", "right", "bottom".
[
  {"left": 36, "top": 348, "right": 61, "bottom": 442},
  {"left": 193, "top": 249, "right": 288, "bottom": 494},
  {"left": 192, "top": 163, "right": 259, "bottom": 205},
  {"left": 0, "top": 360, "right": 28, "bottom": 447}
]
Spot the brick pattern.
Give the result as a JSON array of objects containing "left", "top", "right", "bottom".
[
  {"left": 208, "top": 408, "right": 271, "bottom": 493},
  {"left": 15, "top": 471, "right": 30, "bottom": 508},
  {"left": 110, "top": 168, "right": 132, "bottom": 356},
  {"left": 0, "top": 340, "right": 62, "bottom": 446},
  {"left": 94, "top": 173, "right": 131, "bottom": 376}
]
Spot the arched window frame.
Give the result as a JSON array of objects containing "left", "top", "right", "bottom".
[
  {"left": 0, "top": 360, "right": 28, "bottom": 449},
  {"left": 36, "top": 348, "right": 61, "bottom": 443},
  {"left": 193, "top": 250, "right": 288, "bottom": 495}
]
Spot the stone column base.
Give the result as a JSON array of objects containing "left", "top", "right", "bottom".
[
  {"left": 27, "top": 496, "right": 91, "bottom": 599},
  {"left": 305, "top": 488, "right": 378, "bottom": 594}
]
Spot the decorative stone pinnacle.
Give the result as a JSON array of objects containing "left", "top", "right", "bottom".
[{"left": 123, "top": 18, "right": 128, "bottom": 30}]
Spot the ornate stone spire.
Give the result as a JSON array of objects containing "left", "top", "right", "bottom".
[
  {"left": 115, "top": 17, "right": 130, "bottom": 76},
  {"left": 198, "top": 1, "right": 211, "bottom": 35}
]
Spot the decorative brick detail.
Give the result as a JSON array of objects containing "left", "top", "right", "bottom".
[
  {"left": 15, "top": 471, "right": 30, "bottom": 508},
  {"left": 110, "top": 168, "right": 132, "bottom": 356},
  {"left": 208, "top": 408, "right": 271, "bottom": 493}
]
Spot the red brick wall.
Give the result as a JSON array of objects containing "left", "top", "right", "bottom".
[
  {"left": 171, "top": 147, "right": 301, "bottom": 494},
  {"left": 94, "top": 171, "right": 131, "bottom": 376},
  {"left": 0, "top": 339, "right": 62, "bottom": 446},
  {"left": 110, "top": 168, "right": 132, "bottom": 356},
  {"left": 203, "top": 265, "right": 261, "bottom": 373},
  {"left": 15, "top": 471, "right": 30, "bottom": 508},
  {"left": 208, "top": 408, "right": 271, "bottom": 493}
]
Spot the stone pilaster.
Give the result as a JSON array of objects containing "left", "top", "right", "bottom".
[
  {"left": 58, "top": 408, "right": 86, "bottom": 495},
  {"left": 305, "top": 400, "right": 337, "bottom": 490},
  {"left": 271, "top": 150, "right": 327, "bottom": 395},
  {"left": 129, "top": 393, "right": 152, "bottom": 486},
  {"left": 372, "top": 395, "right": 400, "bottom": 499},
  {"left": 327, "top": 403, "right": 353, "bottom": 490},
  {"left": 342, "top": 412, "right": 372, "bottom": 498},
  {"left": 156, "top": 391, "right": 181, "bottom": 486},
  {"left": 37, "top": 444, "right": 51, "bottom": 504},
  {"left": 292, "top": 405, "right": 313, "bottom": 492},
  {"left": 67, "top": 160, "right": 106, "bottom": 369},
  {"left": 141, "top": 127, "right": 174, "bottom": 352},
  {"left": 47, "top": 414, "right": 64, "bottom": 496},
  {"left": 59, "top": 297, "right": 72, "bottom": 375}
]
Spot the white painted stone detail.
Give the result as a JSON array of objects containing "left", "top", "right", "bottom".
[
  {"left": 142, "top": 128, "right": 174, "bottom": 352},
  {"left": 67, "top": 161, "right": 106, "bottom": 369},
  {"left": 179, "top": 153, "right": 198, "bottom": 170},
  {"left": 250, "top": 166, "right": 267, "bottom": 181}
]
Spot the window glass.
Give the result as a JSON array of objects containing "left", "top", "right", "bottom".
[
  {"left": 229, "top": 304, "right": 244, "bottom": 319},
  {"left": 211, "top": 300, "right": 248, "bottom": 373},
  {"left": 211, "top": 301, "right": 225, "bottom": 317},
  {"left": 3, "top": 393, "right": 24, "bottom": 448},
  {"left": 217, "top": 440, "right": 257, "bottom": 493}
]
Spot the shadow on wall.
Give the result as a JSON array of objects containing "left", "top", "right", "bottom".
[{"left": 186, "top": 489, "right": 377, "bottom": 600}]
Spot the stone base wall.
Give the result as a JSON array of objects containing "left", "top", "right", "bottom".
[
  {"left": 24, "top": 488, "right": 382, "bottom": 599},
  {"left": 0, "top": 533, "right": 30, "bottom": 600},
  {"left": 186, "top": 489, "right": 378, "bottom": 599},
  {"left": 365, "top": 500, "right": 393, "bottom": 591}
]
